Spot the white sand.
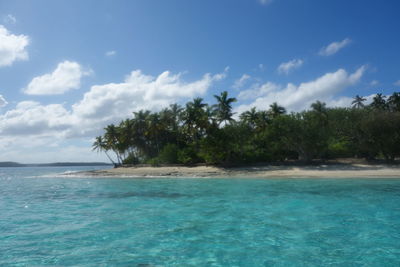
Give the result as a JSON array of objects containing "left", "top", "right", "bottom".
[{"left": 74, "top": 164, "right": 400, "bottom": 178}]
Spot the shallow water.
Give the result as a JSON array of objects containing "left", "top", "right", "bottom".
[{"left": 1, "top": 167, "right": 400, "bottom": 266}]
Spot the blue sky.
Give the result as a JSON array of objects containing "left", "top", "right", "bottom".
[{"left": 0, "top": 0, "right": 399, "bottom": 163}]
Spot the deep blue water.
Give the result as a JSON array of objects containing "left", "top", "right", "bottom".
[{"left": 1, "top": 167, "right": 400, "bottom": 266}]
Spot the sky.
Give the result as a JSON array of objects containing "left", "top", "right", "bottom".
[{"left": 0, "top": 0, "right": 400, "bottom": 163}]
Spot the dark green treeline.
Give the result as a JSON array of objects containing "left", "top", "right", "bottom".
[{"left": 93, "top": 91, "right": 400, "bottom": 165}]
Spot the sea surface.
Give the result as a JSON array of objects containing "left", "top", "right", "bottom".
[{"left": 1, "top": 167, "right": 400, "bottom": 266}]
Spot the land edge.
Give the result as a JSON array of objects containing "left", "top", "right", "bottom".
[
  {"left": 0, "top": 161, "right": 112, "bottom": 167},
  {"left": 66, "top": 160, "right": 400, "bottom": 178}
]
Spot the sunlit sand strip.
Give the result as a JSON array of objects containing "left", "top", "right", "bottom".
[{"left": 65, "top": 165, "right": 400, "bottom": 179}]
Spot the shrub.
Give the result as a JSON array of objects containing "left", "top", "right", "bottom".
[
  {"left": 158, "top": 144, "right": 179, "bottom": 164},
  {"left": 123, "top": 153, "right": 140, "bottom": 164}
]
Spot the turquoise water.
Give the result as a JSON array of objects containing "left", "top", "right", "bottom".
[{"left": 1, "top": 167, "right": 400, "bottom": 266}]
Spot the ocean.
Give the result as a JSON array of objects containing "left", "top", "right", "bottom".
[{"left": 1, "top": 166, "right": 400, "bottom": 266}]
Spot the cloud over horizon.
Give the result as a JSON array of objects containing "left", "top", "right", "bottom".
[
  {"left": 1, "top": 69, "right": 227, "bottom": 141},
  {"left": 236, "top": 66, "right": 366, "bottom": 113}
]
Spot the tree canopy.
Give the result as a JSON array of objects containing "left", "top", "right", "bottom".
[{"left": 94, "top": 91, "right": 400, "bottom": 165}]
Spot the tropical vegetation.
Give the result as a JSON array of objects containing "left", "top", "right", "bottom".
[{"left": 93, "top": 91, "right": 400, "bottom": 166}]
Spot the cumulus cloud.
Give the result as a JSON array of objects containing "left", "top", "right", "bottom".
[
  {"left": 238, "top": 82, "right": 280, "bottom": 100},
  {"left": 319, "top": 38, "right": 351, "bottom": 56},
  {"left": 1, "top": 68, "right": 226, "bottom": 141},
  {"left": 68, "top": 69, "right": 226, "bottom": 137},
  {"left": 0, "top": 25, "right": 29, "bottom": 67},
  {"left": 24, "top": 61, "right": 90, "bottom": 95},
  {"left": 236, "top": 66, "right": 366, "bottom": 113},
  {"left": 0, "top": 95, "right": 7, "bottom": 107},
  {"left": 233, "top": 74, "right": 251, "bottom": 89},
  {"left": 105, "top": 50, "right": 116, "bottom": 57},
  {"left": 277, "top": 59, "right": 303, "bottom": 75},
  {"left": 0, "top": 101, "right": 71, "bottom": 136}
]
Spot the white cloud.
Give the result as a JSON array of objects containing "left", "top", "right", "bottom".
[
  {"left": 0, "top": 101, "right": 71, "bottom": 136},
  {"left": 259, "top": 0, "right": 273, "bottom": 5},
  {"left": 68, "top": 69, "right": 226, "bottom": 137},
  {"left": 394, "top": 80, "right": 400, "bottom": 86},
  {"left": 3, "top": 14, "right": 16, "bottom": 24},
  {"left": 105, "top": 50, "right": 116, "bottom": 57},
  {"left": 277, "top": 59, "right": 303, "bottom": 75},
  {"left": 233, "top": 74, "right": 251, "bottom": 89},
  {"left": 0, "top": 95, "right": 7, "bottom": 107},
  {"left": 0, "top": 68, "right": 226, "bottom": 162},
  {"left": 238, "top": 82, "right": 280, "bottom": 100},
  {"left": 319, "top": 38, "right": 351, "bottom": 56},
  {"left": 1, "top": 68, "right": 226, "bottom": 141},
  {"left": 24, "top": 61, "right": 90, "bottom": 95},
  {"left": 236, "top": 66, "right": 366, "bottom": 113},
  {"left": 0, "top": 25, "right": 29, "bottom": 67}
]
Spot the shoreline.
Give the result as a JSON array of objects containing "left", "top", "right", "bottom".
[{"left": 69, "top": 162, "right": 400, "bottom": 178}]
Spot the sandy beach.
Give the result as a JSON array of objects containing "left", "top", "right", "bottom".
[{"left": 74, "top": 161, "right": 400, "bottom": 178}]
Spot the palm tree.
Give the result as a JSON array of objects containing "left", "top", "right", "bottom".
[
  {"left": 92, "top": 135, "right": 116, "bottom": 165},
  {"left": 104, "top": 124, "right": 124, "bottom": 165},
  {"left": 118, "top": 119, "right": 135, "bottom": 157},
  {"left": 388, "top": 92, "right": 400, "bottom": 112},
  {"left": 351, "top": 95, "right": 366, "bottom": 109},
  {"left": 213, "top": 91, "right": 237, "bottom": 126},
  {"left": 255, "top": 110, "right": 269, "bottom": 131},
  {"left": 147, "top": 113, "right": 162, "bottom": 154},
  {"left": 311, "top": 101, "right": 327, "bottom": 114},
  {"left": 240, "top": 107, "right": 258, "bottom": 128},
  {"left": 268, "top": 102, "right": 286, "bottom": 118},
  {"left": 370, "top": 93, "right": 388, "bottom": 110},
  {"left": 132, "top": 110, "right": 151, "bottom": 156},
  {"left": 183, "top": 98, "right": 207, "bottom": 129},
  {"left": 168, "top": 103, "right": 183, "bottom": 128}
]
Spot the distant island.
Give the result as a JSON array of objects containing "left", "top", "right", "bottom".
[
  {"left": 92, "top": 91, "right": 400, "bottom": 167},
  {"left": 0, "top": 162, "right": 112, "bottom": 168}
]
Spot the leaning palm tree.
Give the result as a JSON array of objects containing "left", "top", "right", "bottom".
[
  {"left": 213, "top": 91, "right": 237, "bottom": 126},
  {"left": 104, "top": 124, "right": 124, "bottom": 165},
  {"left": 268, "top": 102, "right": 286, "bottom": 119},
  {"left": 351, "top": 95, "right": 366, "bottom": 109},
  {"left": 92, "top": 135, "right": 116, "bottom": 165}
]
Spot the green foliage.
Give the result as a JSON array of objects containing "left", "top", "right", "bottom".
[
  {"left": 327, "top": 140, "right": 352, "bottom": 158},
  {"left": 122, "top": 153, "right": 140, "bottom": 165},
  {"left": 147, "top": 157, "right": 160, "bottom": 166},
  {"left": 177, "top": 147, "right": 199, "bottom": 165},
  {"left": 158, "top": 144, "right": 179, "bottom": 164},
  {"left": 94, "top": 91, "right": 400, "bottom": 165}
]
